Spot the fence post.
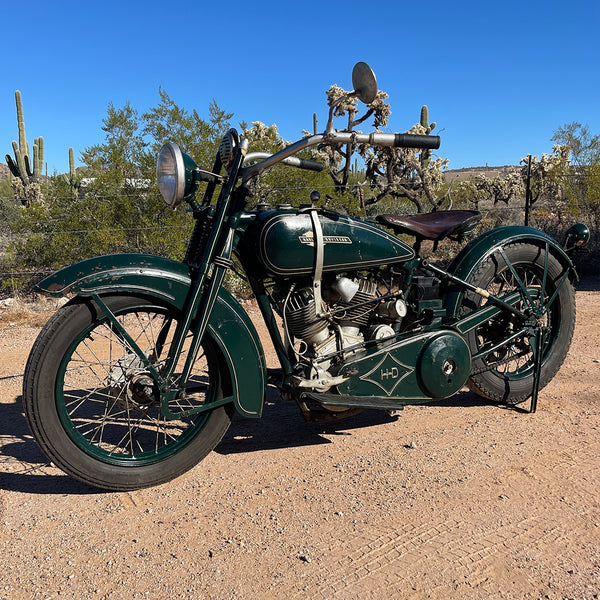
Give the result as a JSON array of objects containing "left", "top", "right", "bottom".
[{"left": 525, "top": 154, "right": 532, "bottom": 226}]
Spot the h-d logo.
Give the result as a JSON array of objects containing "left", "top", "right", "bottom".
[
  {"left": 360, "top": 352, "right": 413, "bottom": 396},
  {"left": 381, "top": 367, "right": 399, "bottom": 380}
]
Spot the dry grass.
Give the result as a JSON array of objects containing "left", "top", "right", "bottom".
[{"left": 0, "top": 296, "right": 65, "bottom": 329}]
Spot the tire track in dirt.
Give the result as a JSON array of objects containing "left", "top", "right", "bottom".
[
  {"left": 0, "top": 494, "right": 6, "bottom": 540},
  {"left": 511, "top": 441, "right": 600, "bottom": 504},
  {"left": 313, "top": 515, "right": 566, "bottom": 599},
  {"left": 305, "top": 440, "right": 600, "bottom": 599}
]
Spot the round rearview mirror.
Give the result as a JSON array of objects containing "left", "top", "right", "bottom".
[{"left": 352, "top": 62, "right": 378, "bottom": 104}]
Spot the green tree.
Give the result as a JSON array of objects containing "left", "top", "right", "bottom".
[
  {"left": 241, "top": 121, "right": 332, "bottom": 208},
  {"left": 77, "top": 101, "right": 177, "bottom": 257},
  {"left": 552, "top": 122, "right": 600, "bottom": 231},
  {"left": 584, "top": 164, "right": 600, "bottom": 231},
  {"left": 0, "top": 177, "right": 14, "bottom": 199},
  {"left": 82, "top": 101, "right": 145, "bottom": 179},
  {"left": 142, "top": 89, "right": 233, "bottom": 171},
  {"left": 551, "top": 122, "right": 600, "bottom": 168},
  {"left": 4, "top": 93, "right": 236, "bottom": 290}
]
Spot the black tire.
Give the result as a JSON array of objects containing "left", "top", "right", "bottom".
[
  {"left": 459, "top": 243, "right": 575, "bottom": 405},
  {"left": 23, "top": 294, "right": 234, "bottom": 490}
]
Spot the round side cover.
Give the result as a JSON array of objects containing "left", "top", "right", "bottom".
[{"left": 417, "top": 332, "right": 471, "bottom": 398}]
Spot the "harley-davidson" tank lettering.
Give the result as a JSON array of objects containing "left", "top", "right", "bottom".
[{"left": 299, "top": 231, "right": 352, "bottom": 246}]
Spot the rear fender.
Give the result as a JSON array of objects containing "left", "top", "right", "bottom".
[
  {"left": 443, "top": 226, "right": 577, "bottom": 318},
  {"left": 37, "top": 254, "right": 267, "bottom": 418}
]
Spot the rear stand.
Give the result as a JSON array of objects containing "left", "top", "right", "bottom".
[{"left": 529, "top": 327, "right": 547, "bottom": 414}]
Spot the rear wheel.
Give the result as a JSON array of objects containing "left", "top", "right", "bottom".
[
  {"left": 459, "top": 243, "right": 575, "bottom": 405},
  {"left": 23, "top": 294, "right": 233, "bottom": 490}
]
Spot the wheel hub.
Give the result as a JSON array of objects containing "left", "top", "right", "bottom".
[
  {"left": 126, "top": 373, "right": 159, "bottom": 410},
  {"left": 108, "top": 353, "right": 160, "bottom": 411}
]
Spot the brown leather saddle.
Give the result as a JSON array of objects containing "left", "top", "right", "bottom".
[{"left": 376, "top": 210, "right": 481, "bottom": 249}]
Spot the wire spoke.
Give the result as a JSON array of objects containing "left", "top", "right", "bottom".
[
  {"left": 475, "top": 260, "right": 557, "bottom": 377},
  {"left": 58, "top": 305, "right": 213, "bottom": 461}
]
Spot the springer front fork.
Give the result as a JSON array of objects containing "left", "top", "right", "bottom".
[{"left": 91, "top": 143, "right": 250, "bottom": 420}]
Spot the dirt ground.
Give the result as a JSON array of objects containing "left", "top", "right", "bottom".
[{"left": 0, "top": 283, "right": 599, "bottom": 600}]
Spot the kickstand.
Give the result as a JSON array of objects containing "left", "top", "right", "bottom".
[{"left": 529, "top": 327, "right": 546, "bottom": 413}]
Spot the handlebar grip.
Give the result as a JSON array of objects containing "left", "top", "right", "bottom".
[
  {"left": 393, "top": 134, "right": 440, "bottom": 149},
  {"left": 292, "top": 157, "right": 324, "bottom": 172}
]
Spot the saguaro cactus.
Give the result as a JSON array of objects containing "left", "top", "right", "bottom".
[
  {"left": 5, "top": 90, "right": 45, "bottom": 204},
  {"left": 419, "top": 105, "right": 436, "bottom": 169},
  {"left": 61, "top": 147, "right": 81, "bottom": 195}
]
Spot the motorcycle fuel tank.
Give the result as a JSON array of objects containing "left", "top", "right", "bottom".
[{"left": 254, "top": 209, "right": 415, "bottom": 276}]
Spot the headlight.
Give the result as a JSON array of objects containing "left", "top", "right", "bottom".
[
  {"left": 157, "top": 142, "right": 184, "bottom": 207},
  {"left": 156, "top": 142, "right": 199, "bottom": 207}
]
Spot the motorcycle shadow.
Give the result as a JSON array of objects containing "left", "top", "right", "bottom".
[
  {"left": 0, "top": 389, "right": 503, "bottom": 494},
  {"left": 215, "top": 387, "right": 497, "bottom": 456},
  {"left": 0, "top": 395, "right": 100, "bottom": 495},
  {"left": 575, "top": 275, "right": 600, "bottom": 291}
]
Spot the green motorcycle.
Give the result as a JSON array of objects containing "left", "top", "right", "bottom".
[{"left": 23, "top": 63, "right": 589, "bottom": 490}]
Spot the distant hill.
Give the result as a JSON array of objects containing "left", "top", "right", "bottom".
[{"left": 443, "top": 165, "right": 521, "bottom": 182}]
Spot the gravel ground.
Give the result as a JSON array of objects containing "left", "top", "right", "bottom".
[{"left": 0, "top": 285, "right": 599, "bottom": 600}]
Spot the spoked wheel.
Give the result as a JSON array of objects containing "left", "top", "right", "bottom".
[
  {"left": 459, "top": 243, "right": 575, "bottom": 405},
  {"left": 23, "top": 294, "right": 233, "bottom": 490}
]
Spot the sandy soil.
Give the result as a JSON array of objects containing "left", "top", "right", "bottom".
[{"left": 0, "top": 284, "right": 599, "bottom": 600}]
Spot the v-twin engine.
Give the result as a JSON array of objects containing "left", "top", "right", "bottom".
[
  {"left": 279, "top": 276, "right": 406, "bottom": 392},
  {"left": 286, "top": 277, "right": 376, "bottom": 342}
]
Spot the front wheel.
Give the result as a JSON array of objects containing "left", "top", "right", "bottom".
[
  {"left": 458, "top": 243, "right": 576, "bottom": 405},
  {"left": 23, "top": 294, "right": 234, "bottom": 490}
]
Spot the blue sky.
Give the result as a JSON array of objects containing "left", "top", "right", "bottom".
[{"left": 2, "top": 0, "right": 599, "bottom": 175}]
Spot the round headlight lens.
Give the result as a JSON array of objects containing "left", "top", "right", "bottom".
[{"left": 157, "top": 142, "right": 185, "bottom": 207}]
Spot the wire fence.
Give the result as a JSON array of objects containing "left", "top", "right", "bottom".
[{"left": 0, "top": 191, "right": 595, "bottom": 299}]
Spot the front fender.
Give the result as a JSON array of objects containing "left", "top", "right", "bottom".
[
  {"left": 36, "top": 254, "right": 267, "bottom": 418},
  {"left": 444, "top": 226, "right": 577, "bottom": 318}
]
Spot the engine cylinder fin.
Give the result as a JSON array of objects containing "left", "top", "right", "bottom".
[
  {"left": 285, "top": 288, "right": 328, "bottom": 342},
  {"left": 334, "top": 278, "right": 378, "bottom": 326}
]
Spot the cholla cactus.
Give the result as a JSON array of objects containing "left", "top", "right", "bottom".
[
  {"left": 314, "top": 86, "right": 391, "bottom": 196},
  {"left": 472, "top": 172, "right": 524, "bottom": 206},
  {"left": 242, "top": 121, "right": 287, "bottom": 153},
  {"left": 241, "top": 121, "right": 289, "bottom": 203},
  {"left": 520, "top": 145, "right": 571, "bottom": 207},
  {"left": 314, "top": 83, "right": 446, "bottom": 213},
  {"left": 5, "top": 90, "right": 45, "bottom": 205}
]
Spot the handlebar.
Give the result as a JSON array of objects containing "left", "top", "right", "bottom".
[
  {"left": 242, "top": 131, "right": 441, "bottom": 181},
  {"left": 391, "top": 133, "right": 440, "bottom": 149},
  {"left": 244, "top": 152, "right": 323, "bottom": 173},
  {"left": 330, "top": 132, "right": 440, "bottom": 149}
]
